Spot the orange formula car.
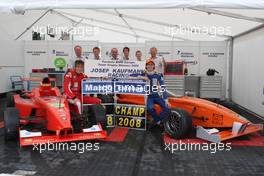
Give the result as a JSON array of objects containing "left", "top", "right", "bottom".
[{"left": 117, "top": 93, "right": 263, "bottom": 143}]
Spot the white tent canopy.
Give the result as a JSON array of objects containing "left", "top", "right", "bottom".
[
  {"left": 1, "top": 0, "right": 264, "bottom": 14},
  {"left": 0, "top": 0, "right": 263, "bottom": 42},
  {"left": 0, "top": 8, "right": 264, "bottom": 42}
]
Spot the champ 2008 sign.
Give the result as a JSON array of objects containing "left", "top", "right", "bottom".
[
  {"left": 85, "top": 60, "right": 145, "bottom": 78},
  {"left": 82, "top": 79, "right": 147, "bottom": 130}
]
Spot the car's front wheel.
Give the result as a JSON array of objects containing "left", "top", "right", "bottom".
[{"left": 164, "top": 108, "right": 192, "bottom": 139}]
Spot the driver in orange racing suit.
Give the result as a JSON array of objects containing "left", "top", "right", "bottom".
[{"left": 64, "top": 60, "right": 101, "bottom": 115}]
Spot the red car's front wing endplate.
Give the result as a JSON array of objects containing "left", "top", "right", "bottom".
[{"left": 20, "top": 130, "right": 107, "bottom": 146}]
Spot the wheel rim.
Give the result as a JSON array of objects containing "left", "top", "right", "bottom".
[{"left": 167, "top": 112, "right": 181, "bottom": 132}]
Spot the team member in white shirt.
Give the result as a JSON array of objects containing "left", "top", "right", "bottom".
[
  {"left": 69, "top": 45, "right": 87, "bottom": 68},
  {"left": 92, "top": 47, "right": 101, "bottom": 60},
  {"left": 110, "top": 48, "right": 119, "bottom": 60},
  {"left": 135, "top": 50, "right": 143, "bottom": 61},
  {"left": 122, "top": 47, "right": 130, "bottom": 60},
  {"left": 147, "top": 47, "right": 166, "bottom": 74}
]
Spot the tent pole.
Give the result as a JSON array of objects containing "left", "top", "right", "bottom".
[
  {"left": 14, "top": 9, "right": 51, "bottom": 40},
  {"left": 233, "top": 24, "right": 264, "bottom": 39},
  {"left": 114, "top": 9, "right": 138, "bottom": 39},
  {"left": 92, "top": 9, "right": 231, "bottom": 38},
  {"left": 83, "top": 22, "right": 156, "bottom": 40},
  {"left": 227, "top": 37, "right": 233, "bottom": 101},
  {"left": 52, "top": 10, "right": 157, "bottom": 41},
  {"left": 54, "top": 10, "right": 188, "bottom": 41},
  {"left": 189, "top": 7, "right": 264, "bottom": 24}
]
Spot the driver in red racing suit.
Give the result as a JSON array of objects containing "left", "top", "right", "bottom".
[{"left": 64, "top": 60, "right": 101, "bottom": 115}]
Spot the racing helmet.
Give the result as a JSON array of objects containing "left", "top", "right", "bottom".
[{"left": 41, "top": 77, "right": 51, "bottom": 87}]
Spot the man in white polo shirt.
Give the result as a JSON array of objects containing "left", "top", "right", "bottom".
[
  {"left": 69, "top": 45, "right": 87, "bottom": 68},
  {"left": 110, "top": 48, "right": 119, "bottom": 60},
  {"left": 91, "top": 47, "right": 101, "bottom": 60},
  {"left": 147, "top": 47, "right": 166, "bottom": 74},
  {"left": 135, "top": 50, "right": 143, "bottom": 61},
  {"left": 122, "top": 47, "right": 130, "bottom": 60}
]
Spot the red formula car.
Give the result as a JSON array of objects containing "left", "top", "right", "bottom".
[
  {"left": 4, "top": 86, "right": 107, "bottom": 147},
  {"left": 4, "top": 81, "right": 263, "bottom": 146}
]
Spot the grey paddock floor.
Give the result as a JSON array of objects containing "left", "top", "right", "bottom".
[{"left": 0, "top": 96, "right": 264, "bottom": 176}]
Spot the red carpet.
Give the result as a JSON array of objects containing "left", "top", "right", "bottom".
[
  {"left": 163, "top": 133, "right": 264, "bottom": 147},
  {"left": 99, "top": 127, "right": 129, "bottom": 142}
]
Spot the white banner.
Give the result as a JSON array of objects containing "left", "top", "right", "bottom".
[
  {"left": 24, "top": 41, "right": 48, "bottom": 76},
  {"left": 48, "top": 41, "right": 72, "bottom": 70},
  {"left": 172, "top": 45, "right": 200, "bottom": 75},
  {"left": 85, "top": 60, "right": 145, "bottom": 78}
]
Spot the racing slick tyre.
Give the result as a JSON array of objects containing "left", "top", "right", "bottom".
[
  {"left": 164, "top": 108, "right": 192, "bottom": 139},
  {"left": 6, "top": 92, "right": 16, "bottom": 107},
  {"left": 4, "top": 107, "right": 20, "bottom": 141}
]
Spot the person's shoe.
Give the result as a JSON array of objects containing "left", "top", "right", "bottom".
[
  {"left": 147, "top": 120, "right": 160, "bottom": 130},
  {"left": 86, "top": 121, "right": 94, "bottom": 128}
]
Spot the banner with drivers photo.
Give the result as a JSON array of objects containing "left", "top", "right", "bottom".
[{"left": 85, "top": 59, "right": 145, "bottom": 78}]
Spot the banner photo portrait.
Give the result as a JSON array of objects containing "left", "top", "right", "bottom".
[{"left": 85, "top": 60, "right": 145, "bottom": 78}]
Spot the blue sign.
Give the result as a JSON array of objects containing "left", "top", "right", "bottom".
[
  {"left": 114, "top": 81, "right": 146, "bottom": 94},
  {"left": 82, "top": 80, "right": 147, "bottom": 95},
  {"left": 82, "top": 81, "right": 113, "bottom": 94}
]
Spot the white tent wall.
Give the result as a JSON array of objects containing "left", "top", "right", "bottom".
[
  {"left": 24, "top": 40, "right": 99, "bottom": 76},
  {"left": 232, "top": 27, "right": 264, "bottom": 116},
  {"left": 0, "top": 39, "right": 228, "bottom": 95},
  {"left": 24, "top": 41, "right": 48, "bottom": 77},
  {"left": 199, "top": 41, "right": 228, "bottom": 99},
  {"left": 146, "top": 40, "right": 228, "bottom": 98},
  {"left": 0, "top": 40, "right": 101, "bottom": 94},
  {"left": 0, "top": 40, "right": 24, "bottom": 93}
]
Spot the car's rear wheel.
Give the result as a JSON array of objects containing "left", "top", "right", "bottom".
[
  {"left": 4, "top": 107, "right": 20, "bottom": 141},
  {"left": 164, "top": 108, "right": 192, "bottom": 139},
  {"left": 6, "top": 92, "right": 16, "bottom": 107}
]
